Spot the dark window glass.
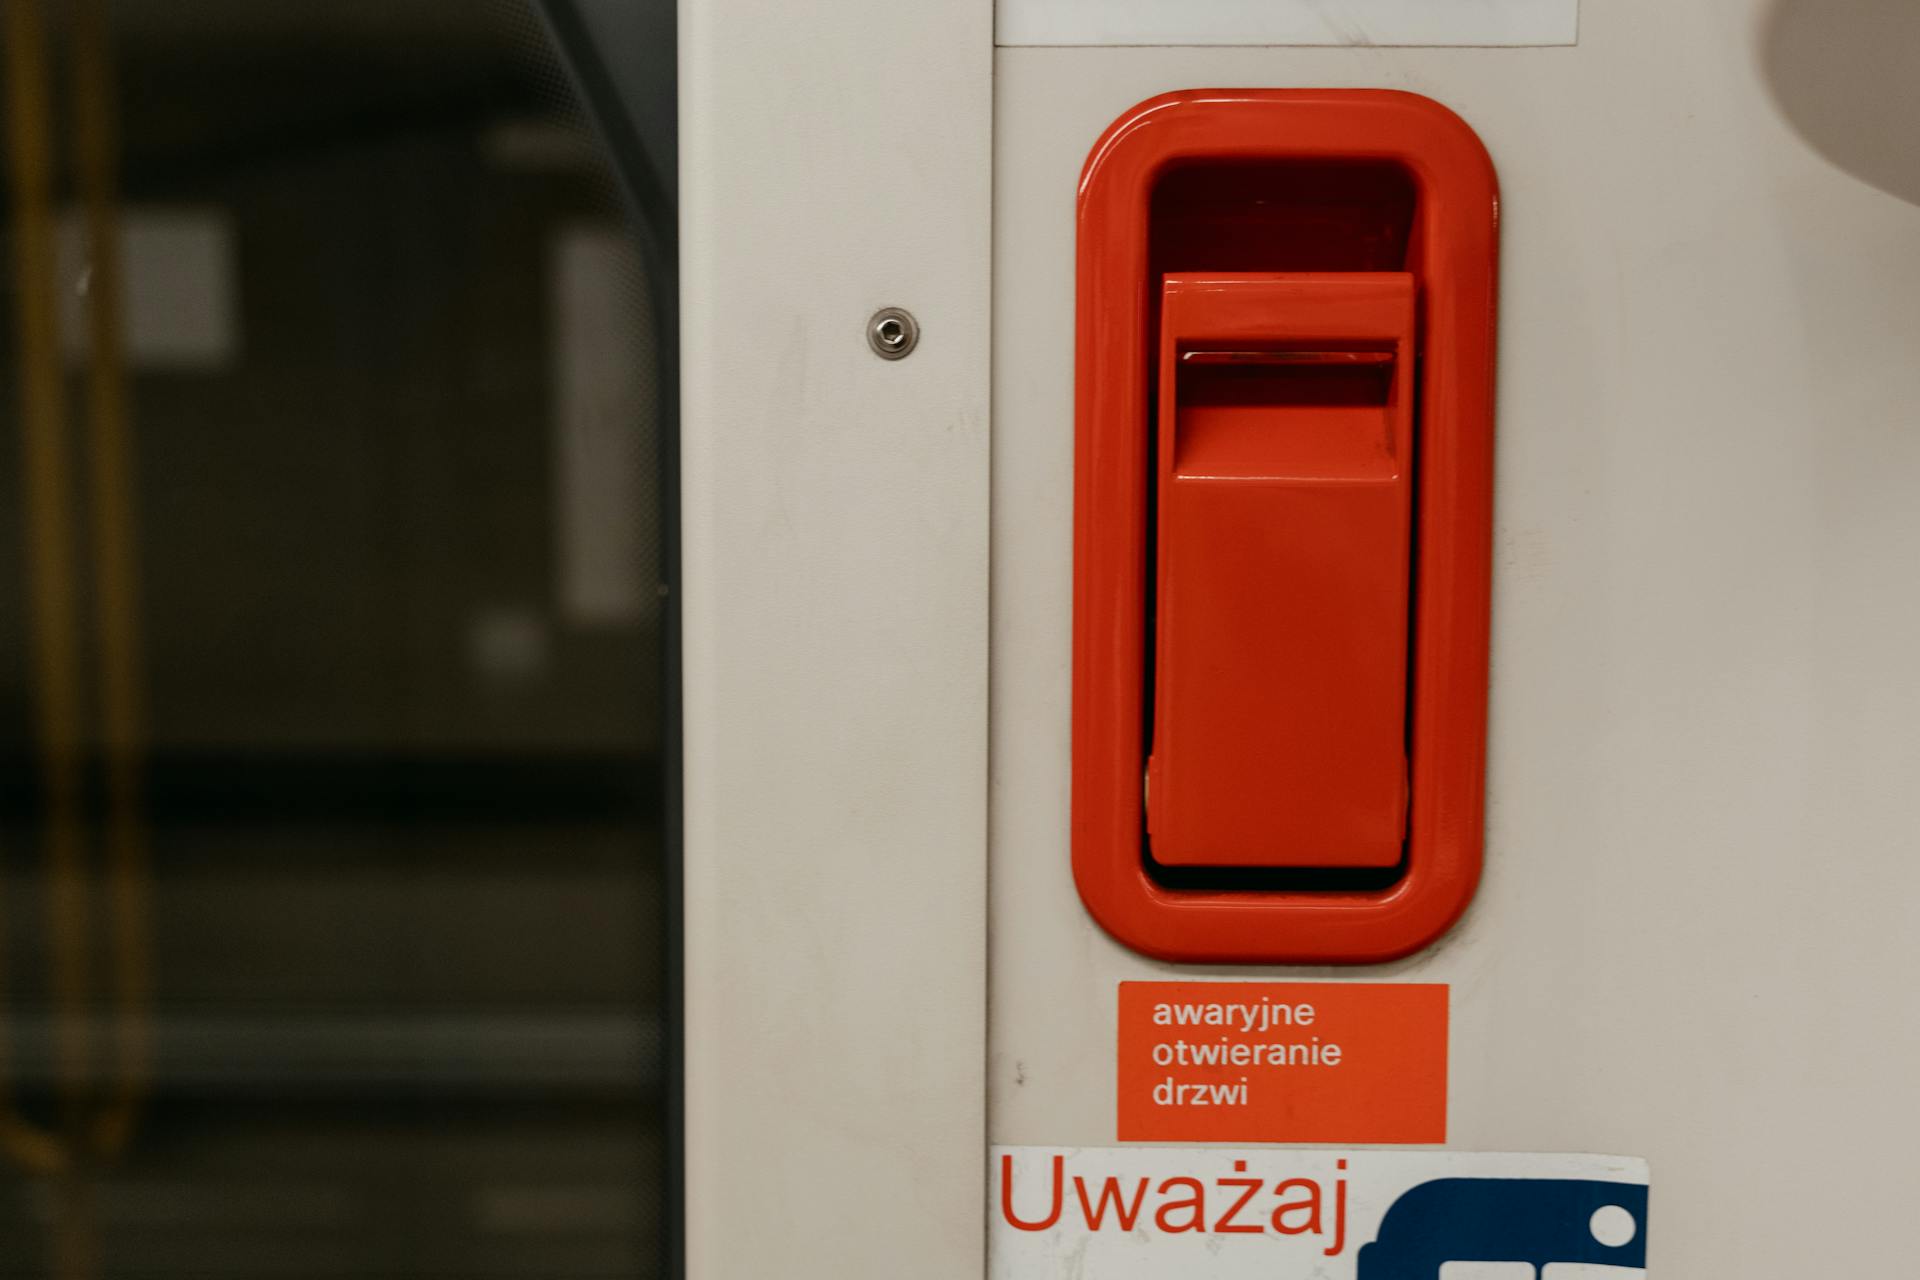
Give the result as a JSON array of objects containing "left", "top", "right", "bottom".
[{"left": 0, "top": 1, "right": 674, "bottom": 1274}]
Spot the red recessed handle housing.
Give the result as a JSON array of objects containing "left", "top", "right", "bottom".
[{"left": 1073, "top": 89, "right": 1498, "bottom": 964}]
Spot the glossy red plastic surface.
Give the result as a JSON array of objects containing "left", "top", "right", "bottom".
[
  {"left": 1150, "top": 273, "right": 1414, "bottom": 869},
  {"left": 1072, "top": 89, "right": 1498, "bottom": 963}
]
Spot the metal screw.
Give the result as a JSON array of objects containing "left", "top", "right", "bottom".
[{"left": 867, "top": 307, "right": 919, "bottom": 360}]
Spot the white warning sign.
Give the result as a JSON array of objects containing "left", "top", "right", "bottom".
[{"left": 991, "top": 1146, "right": 1647, "bottom": 1279}]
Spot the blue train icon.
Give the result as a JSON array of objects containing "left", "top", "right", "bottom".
[{"left": 1357, "top": 1177, "right": 1648, "bottom": 1278}]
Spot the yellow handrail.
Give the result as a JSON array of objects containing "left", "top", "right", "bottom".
[
  {"left": 3, "top": 0, "right": 94, "bottom": 1178},
  {"left": 4, "top": 2, "right": 156, "bottom": 1274},
  {"left": 2, "top": 8, "right": 156, "bottom": 1277}
]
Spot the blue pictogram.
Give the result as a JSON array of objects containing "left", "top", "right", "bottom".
[{"left": 1356, "top": 1177, "right": 1647, "bottom": 1278}]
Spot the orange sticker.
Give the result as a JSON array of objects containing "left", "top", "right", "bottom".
[{"left": 1117, "top": 981, "right": 1446, "bottom": 1143}]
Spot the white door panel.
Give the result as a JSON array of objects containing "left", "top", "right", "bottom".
[{"left": 989, "top": 5, "right": 1920, "bottom": 1277}]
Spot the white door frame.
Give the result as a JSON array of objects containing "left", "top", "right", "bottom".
[{"left": 678, "top": 0, "right": 991, "bottom": 1274}]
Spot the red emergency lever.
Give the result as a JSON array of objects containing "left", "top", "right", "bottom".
[{"left": 1151, "top": 273, "right": 1415, "bottom": 870}]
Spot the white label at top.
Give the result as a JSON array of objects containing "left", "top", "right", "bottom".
[{"left": 996, "top": 0, "right": 1578, "bottom": 47}]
